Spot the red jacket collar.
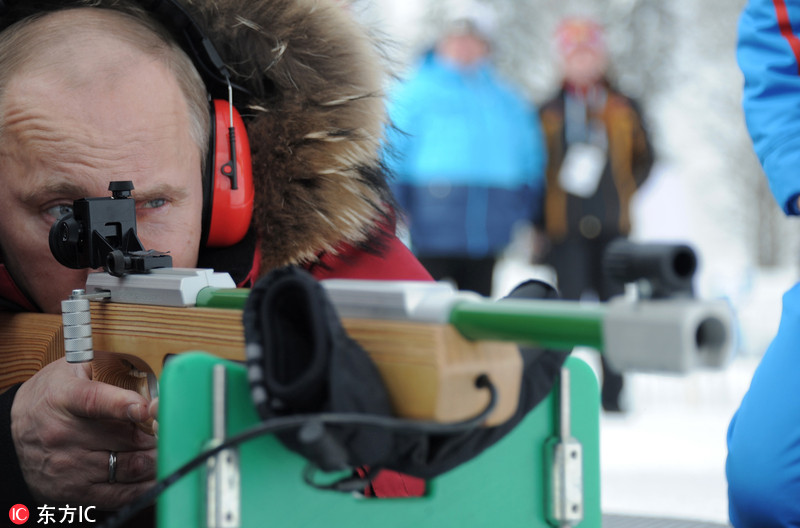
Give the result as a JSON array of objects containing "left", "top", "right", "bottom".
[{"left": 0, "top": 263, "right": 37, "bottom": 312}]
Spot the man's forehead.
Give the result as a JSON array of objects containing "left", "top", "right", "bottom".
[
  {"left": 24, "top": 7, "right": 147, "bottom": 41},
  {"left": 7, "top": 9, "right": 158, "bottom": 88},
  {"left": 0, "top": 36, "right": 192, "bottom": 159}
]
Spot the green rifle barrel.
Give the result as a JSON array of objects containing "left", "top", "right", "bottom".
[
  {"left": 449, "top": 299, "right": 605, "bottom": 351},
  {"left": 195, "top": 287, "right": 250, "bottom": 309},
  {"left": 197, "top": 287, "right": 606, "bottom": 351}
]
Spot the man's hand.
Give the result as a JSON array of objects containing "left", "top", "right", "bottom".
[{"left": 10, "top": 358, "right": 156, "bottom": 508}]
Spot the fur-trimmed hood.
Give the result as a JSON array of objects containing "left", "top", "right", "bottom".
[{"left": 185, "top": 0, "right": 394, "bottom": 271}]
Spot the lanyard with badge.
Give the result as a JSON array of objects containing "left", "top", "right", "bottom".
[{"left": 557, "top": 90, "right": 608, "bottom": 198}]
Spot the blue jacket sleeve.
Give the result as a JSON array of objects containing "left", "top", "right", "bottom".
[
  {"left": 738, "top": 0, "right": 800, "bottom": 214},
  {"left": 726, "top": 283, "right": 800, "bottom": 527}
]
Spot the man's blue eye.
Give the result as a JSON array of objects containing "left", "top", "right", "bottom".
[
  {"left": 46, "top": 204, "right": 73, "bottom": 219},
  {"left": 140, "top": 199, "right": 167, "bottom": 209}
]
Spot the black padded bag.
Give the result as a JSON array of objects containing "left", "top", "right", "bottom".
[
  {"left": 242, "top": 266, "right": 394, "bottom": 470},
  {"left": 242, "top": 267, "right": 568, "bottom": 481}
]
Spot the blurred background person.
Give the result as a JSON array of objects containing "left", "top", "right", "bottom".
[
  {"left": 385, "top": 5, "right": 546, "bottom": 297},
  {"left": 536, "top": 17, "right": 655, "bottom": 412}
]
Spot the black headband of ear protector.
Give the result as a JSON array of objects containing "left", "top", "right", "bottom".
[{"left": 0, "top": 0, "right": 253, "bottom": 102}]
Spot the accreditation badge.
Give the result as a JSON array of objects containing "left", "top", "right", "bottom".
[{"left": 558, "top": 142, "right": 607, "bottom": 198}]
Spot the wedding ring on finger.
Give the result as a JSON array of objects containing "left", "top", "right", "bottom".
[{"left": 108, "top": 451, "right": 117, "bottom": 484}]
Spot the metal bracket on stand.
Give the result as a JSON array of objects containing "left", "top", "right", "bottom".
[
  {"left": 546, "top": 366, "right": 584, "bottom": 527},
  {"left": 206, "top": 364, "right": 241, "bottom": 528}
]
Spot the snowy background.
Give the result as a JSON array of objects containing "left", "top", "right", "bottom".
[{"left": 343, "top": 0, "right": 800, "bottom": 523}]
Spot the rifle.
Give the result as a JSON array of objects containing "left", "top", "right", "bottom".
[{"left": 0, "top": 183, "right": 735, "bottom": 427}]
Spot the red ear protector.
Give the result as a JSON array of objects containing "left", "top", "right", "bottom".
[
  {"left": 0, "top": 0, "right": 256, "bottom": 248},
  {"left": 203, "top": 98, "right": 254, "bottom": 247}
]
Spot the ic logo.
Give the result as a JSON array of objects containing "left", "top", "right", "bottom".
[{"left": 9, "top": 504, "right": 29, "bottom": 525}]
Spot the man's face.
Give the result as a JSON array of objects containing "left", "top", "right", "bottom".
[
  {"left": 0, "top": 40, "right": 203, "bottom": 314},
  {"left": 437, "top": 33, "right": 489, "bottom": 70},
  {"left": 561, "top": 47, "right": 608, "bottom": 88}
]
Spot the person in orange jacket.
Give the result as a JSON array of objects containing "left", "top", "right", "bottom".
[{"left": 537, "top": 17, "right": 654, "bottom": 412}]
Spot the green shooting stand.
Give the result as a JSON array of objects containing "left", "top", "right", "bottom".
[{"left": 156, "top": 352, "right": 601, "bottom": 527}]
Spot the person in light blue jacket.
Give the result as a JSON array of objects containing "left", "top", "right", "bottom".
[
  {"left": 728, "top": 1, "right": 800, "bottom": 525},
  {"left": 386, "top": 15, "right": 546, "bottom": 297}
]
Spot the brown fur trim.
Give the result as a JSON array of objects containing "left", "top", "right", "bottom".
[{"left": 185, "top": 0, "right": 394, "bottom": 271}]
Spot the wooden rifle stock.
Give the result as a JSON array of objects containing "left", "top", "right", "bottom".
[{"left": 0, "top": 302, "right": 522, "bottom": 426}]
